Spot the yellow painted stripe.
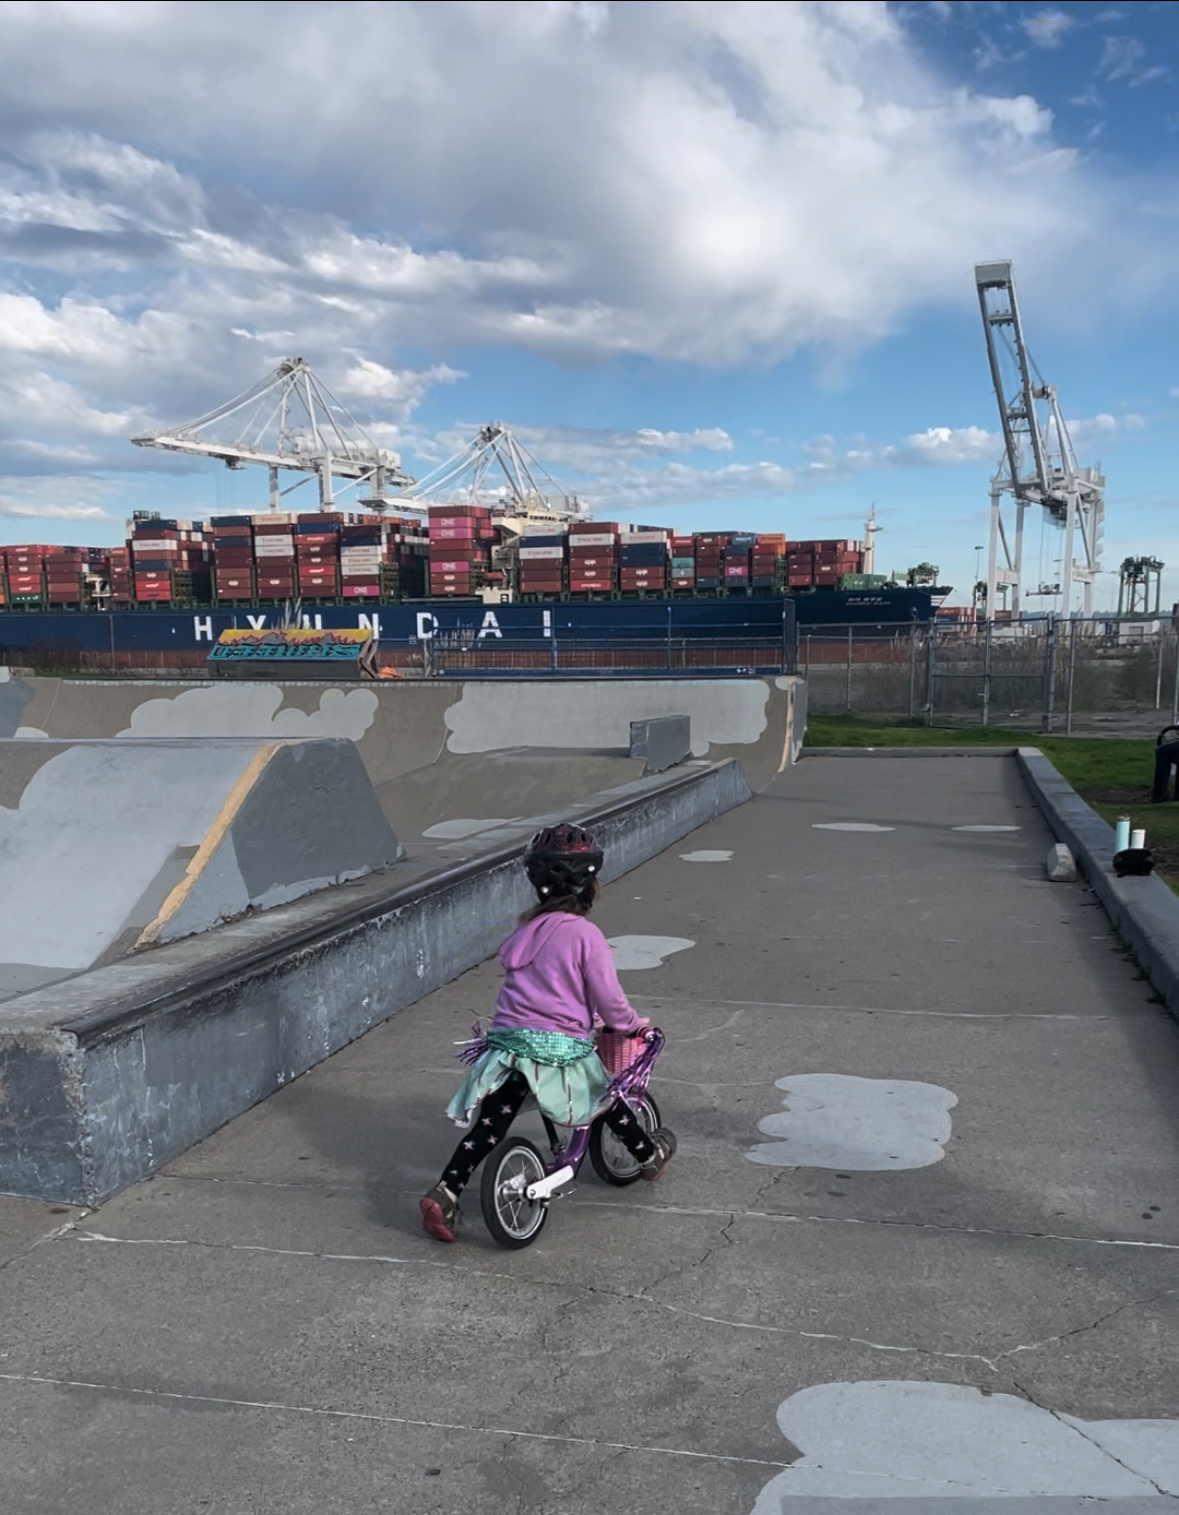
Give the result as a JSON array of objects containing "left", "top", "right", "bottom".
[{"left": 135, "top": 744, "right": 281, "bottom": 950}]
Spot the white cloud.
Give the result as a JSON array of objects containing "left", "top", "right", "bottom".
[
  {"left": 1021, "top": 10, "right": 1078, "bottom": 49},
  {"left": 0, "top": 497, "right": 111, "bottom": 521},
  {"left": 1100, "top": 34, "right": 1146, "bottom": 80},
  {"left": 905, "top": 425, "right": 999, "bottom": 464},
  {"left": 1130, "top": 65, "right": 1170, "bottom": 89},
  {"left": 0, "top": 0, "right": 1168, "bottom": 514},
  {"left": 337, "top": 360, "right": 465, "bottom": 420}
]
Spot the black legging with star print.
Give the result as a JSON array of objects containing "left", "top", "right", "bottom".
[{"left": 440, "top": 1070, "right": 656, "bottom": 1194}]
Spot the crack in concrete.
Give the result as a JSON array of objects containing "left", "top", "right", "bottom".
[
  {"left": 64, "top": 1231, "right": 1175, "bottom": 1385},
  {"left": 997, "top": 1288, "right": 1179, "bottom": 1371},
  {"left": 575, "top": 1198, "right": 1179, "bottom": 1252},
  {"left": 73, "top": 1229, "right": 454, "bottom": 1269},
  {"left": 672, "top": 1008, "right": 748, "bottom": 1043},
  {"left": 0, "top": 1371, "right": 793, "bottom": 1469},
  {"left": 1012, "top": 1376, "right": 1177, "bottom": 1499},
  {"left": 0, "top": 1213, "right": 92, "bottom": 1275},
  {"left": 629, "top": 992, "right": 1134, "bottom": 1022}
]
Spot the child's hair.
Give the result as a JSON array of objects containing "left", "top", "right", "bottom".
[{"left": 520, "top": 877, "right": 600, "bottom": 923}]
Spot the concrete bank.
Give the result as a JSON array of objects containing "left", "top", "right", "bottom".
[
  {"left": 807, "top": 743, "right": 1179, "bottom": 1025},
  {"left": 0, "top": 757, "right": 751, "bottom": 1206}
]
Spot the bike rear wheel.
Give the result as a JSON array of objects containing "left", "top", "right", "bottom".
[
  {"left": 480, "top": 1137, "right": 550, "bottom": 1249},
  {"left": 589, "top": 1093, "right": 662, "bottom": 1186}
]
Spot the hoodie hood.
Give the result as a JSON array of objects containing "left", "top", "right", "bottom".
[{"left": 500, "top": 913, "right": 578, "bottom": 970}]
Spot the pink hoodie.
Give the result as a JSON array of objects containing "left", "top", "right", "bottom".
[{"left": 491, "top": 913, "right": 644, "bottom": 1040}]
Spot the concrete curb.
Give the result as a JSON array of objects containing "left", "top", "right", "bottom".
[
  {"left": 1017, "top": 747, "right": 1179, "bottom": 1023},
  {"left": 0, "top": 757, "right": 751, "bottom": 1204},
  {"left": 805, "top": 745, "right": 1019, "bottom": 758}
]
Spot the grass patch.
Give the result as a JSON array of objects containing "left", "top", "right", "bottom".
[{"left": 804, "top": 714, "right": 1179, "bottom": 891}]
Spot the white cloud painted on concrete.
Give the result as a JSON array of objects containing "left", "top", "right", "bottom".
[
  {"left": 747, "top": 1074, "right": 957, "bottom": 1169},
  {"left": 606, "top": 935, "right": 695, "bottom": 970},
  {"left": 118, "top": 686, "right": 379, "bottom": 741},
  {"left": 751, "top": 1381, "right": 1179, "bottom": 1505}
]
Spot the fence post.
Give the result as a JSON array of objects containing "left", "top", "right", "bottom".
[
  {"left": 1156, "top": 627, "right": 1166, "bottom": 710},
  {"left": 551, "top": 628, "right": 559, "bottom": 672},
  {"left": 981, "top": 619, "right": 993, "bottom": 728},
  {"left": 666, "top": 606, "right": 673, "bottom": 670},
  {"left": 1065, "top": 618, "right": 1078, "bottom": 736},
  {"left": 924, "top": 624, "right": 936, "bottom": 727},
  {"left": 805, "top": 632, "right": 812, "bottom": 681},
  {"left": 1171, "top": 626, "right": 1179, "bottom": 727},
  {"left": 907, "top": 625, "right": 917, "bottom": 720},
  {"left": 1041, "top": 614, "right": 1057, "bottom": 734},
  {"left": 845, "top": 625, "right": 853, "bottom": 714}
]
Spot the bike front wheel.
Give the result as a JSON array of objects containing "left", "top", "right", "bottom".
[
  {"left": 589, "top": 1093, "right": 662, "bottom": 1187},
  {"left": 480, "top": 1137, "right": 550, "bottom": 1249}
]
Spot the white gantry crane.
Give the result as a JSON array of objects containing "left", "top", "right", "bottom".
[
  {"left": 975, "top": 261, "right": 1104, "bottom": 617},
  {"left": 403, "top": 422, "right": 585, "bottom": 522},
  {"left": 132, "top": 358, "right": 415, "bottom": 512}
]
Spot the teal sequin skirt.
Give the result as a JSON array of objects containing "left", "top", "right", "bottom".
[{"left": 447, "top": 1026, "right": 612, "bottom": 1129}]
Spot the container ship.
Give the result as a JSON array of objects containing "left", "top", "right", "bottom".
[{"left": 0, "top": 506, "right": 934, "bottom": 671}]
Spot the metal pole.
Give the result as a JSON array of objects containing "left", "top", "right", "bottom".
[
  {"left": 924, "top": 624, "right": 936, "bottom": 727},
  {"left": 805, "top": 632, "right": 811, "bottom": 681},
  {"left": 1041, "top": 613, "right": 1057, "bottom": 734},
  {"left": 1170, "top": 627, "right": 1179, "bottom": 727},
  {"left": 907, "top": 624, "right": 917, "bottom": 720},
  {"left": 981, "top": 618, "right": 993, "bottom": 728},
  {"left": 845, "top": 625, "right": 853, "bottom": 714},
  {"left": 1065, "top": 616, "right": 1078, "bottom": 736},
  {"left": 1155, "top": 628, "right": 1165, "bottom": 710},
  {"left": 666, "top": 605, "right": 672, "bottom": 670}
]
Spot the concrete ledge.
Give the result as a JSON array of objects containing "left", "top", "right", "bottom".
[
  {"left": 805, "top": 745, "right": 1019, "bottom": 758},
  {"left": 0, "top": 757, "right": 751, "bottom": 1204},
  {"left": 629, "top": 714, "right": 691, "bottom": 775},
  {"left": 1018, "top": 746, "right": 1179, "bottom": 1023}
]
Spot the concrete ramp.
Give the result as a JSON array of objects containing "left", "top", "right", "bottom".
[{"left": 0, "top": 737, "right": 400, "bottom": 998}]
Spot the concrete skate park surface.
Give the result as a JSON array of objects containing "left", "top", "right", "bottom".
[
  {"left": 2, "top": 751, "right": 1176, "bottom": 1514},
  {"left": 0, "top": 672, "right": 803, "bottom": 859}
]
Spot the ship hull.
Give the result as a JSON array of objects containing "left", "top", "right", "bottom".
[{"left": 0, "top": 589, "right": 931, "bottom": 659}]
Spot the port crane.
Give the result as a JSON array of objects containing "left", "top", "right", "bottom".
[
  {"left": 975, "top": 261, "right": 1104, "bottom": 616},
  {"left": 402, "top": 422, "right": 584, "bottom": 521},
  {"left": 131, "top": 358, "right": 414, "bottom": 511}
]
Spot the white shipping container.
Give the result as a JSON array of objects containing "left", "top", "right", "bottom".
[
  {"left": 254, "top": 541, "right": 295, "bottom": 557},
  {"left": 518, "top": 546, "right": 565, "bottom": 561},
  {"left": 622, "top": 529, "right": 669, "bottom": 542},
  {"left": 566, "top": 532, "right": 617, "bottom": 546},
  {"left": 130, "top": 539, "right": 183, "bottom": 553}
]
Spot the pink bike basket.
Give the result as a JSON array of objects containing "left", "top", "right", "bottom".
[{"left": 596, "top": 1029, "right": 646, "bottom": 1077}]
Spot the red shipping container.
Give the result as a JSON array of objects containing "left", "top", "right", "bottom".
[
  {"left": 7, "top": 574, "right": 44, "bottom": 589},
  {"left": 428, "top": 506, "right": 489, "bottom": 522},
  {"left": 341, "top": 584, "right": 381, "bottom": 598},
  {"left": 787, "top": 574, "right": 813, "bottom": 586},
  {"left": 670, "top": 578, "right": 694, "bottom": 589}
]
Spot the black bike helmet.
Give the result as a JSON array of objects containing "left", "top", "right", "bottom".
[{"left": 524, "top": 822, "right": 604, "bottom": 903}]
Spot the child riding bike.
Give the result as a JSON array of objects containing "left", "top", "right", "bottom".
[{"left": 420, "top": 822, "right": 676, "bottom": 1243}]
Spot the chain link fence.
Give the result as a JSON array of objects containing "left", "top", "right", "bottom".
[{"left": 799, "top": 618, "right": 1179, "bottom": 736}]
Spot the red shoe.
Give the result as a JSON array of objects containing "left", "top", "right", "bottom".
[{"left": 420, "top": 1184, "right": 459, "bottom": 1242}]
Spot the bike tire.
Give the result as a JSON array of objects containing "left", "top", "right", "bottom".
[
  {"left": 588, "top": 1093, "right": 662, "bottom": 1187},
  {"left": 480, "top": 1137, "right": 550, "bottom": 1249}
]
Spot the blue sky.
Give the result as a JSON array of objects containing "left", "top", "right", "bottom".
[{"left": 0, "top": 0, "right": 1176, "bottom": 608}]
